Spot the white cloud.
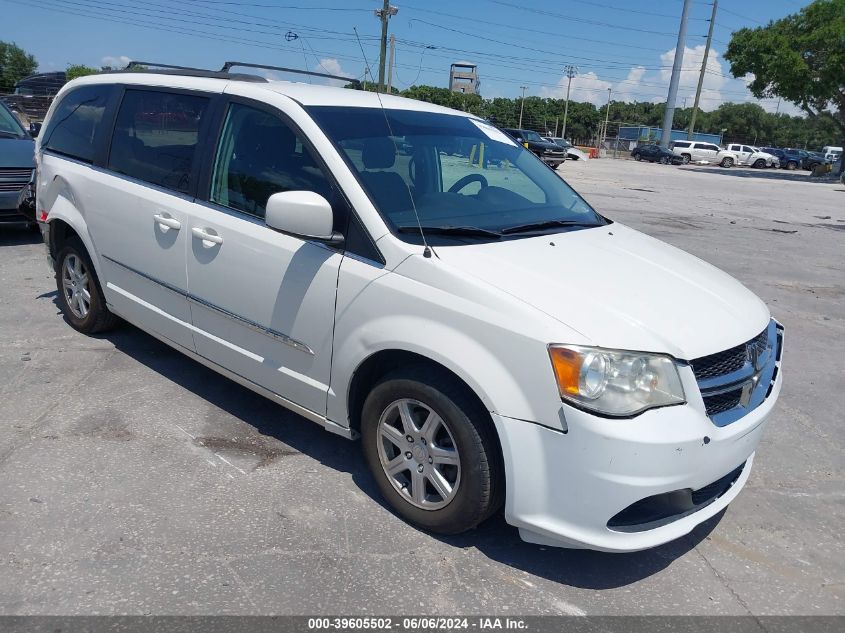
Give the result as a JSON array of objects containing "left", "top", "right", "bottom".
[
  {"left": 101, "top": 55, "right": 131, "bottom": 69},
  {"left": 660, "top": 44, "right": 727, "bottom": 108},
  {"left": 539, "top": 71, "right": 612, "bottom": 106},
  {"left": 313, "top": 58, "right": 350, "bottom": 87}
]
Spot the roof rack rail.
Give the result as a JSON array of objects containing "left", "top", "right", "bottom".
[
  {"left": 220, "top": 61, "right": 361, "bottom": 87},
  {"left": 116, "top": 60, "right": 267, "bottom": 82}
]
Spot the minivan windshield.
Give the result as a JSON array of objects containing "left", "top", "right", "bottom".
[
  {"left": 0, "top": 103, "right": 27, "bottom": 138},
  {"left": 308, "top": 106, "right": 604, "bottom": 242}
]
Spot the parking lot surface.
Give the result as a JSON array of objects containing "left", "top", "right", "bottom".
[{"left": 0, "top": 159, "right": 843, "bottom": 615}]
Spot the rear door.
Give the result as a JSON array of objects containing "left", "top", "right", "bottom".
[
  {"left": 88, "top": 87, "right": 215, "bottom": 350},
  {"left": 184, "top": 98, "right": 345, "bottom": 416}
]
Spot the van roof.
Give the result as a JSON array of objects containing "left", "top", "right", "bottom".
[{"left": 64, "top": 72, "right": 469, "bottom": 116}]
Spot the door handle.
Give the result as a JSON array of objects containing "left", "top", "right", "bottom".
[
  {"left": 192, "top": 227, "right": 223, "bottom": 247},
  {"left": 154, "top": 213, "right": 181, "bottom": 231}
]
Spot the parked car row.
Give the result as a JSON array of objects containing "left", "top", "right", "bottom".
[{"left": 629, "top": 140, "right": 842, "bottom": 175}]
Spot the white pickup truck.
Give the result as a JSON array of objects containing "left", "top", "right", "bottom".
[{"left": 725, "top": 144, "right": 779, "bottom": 168}]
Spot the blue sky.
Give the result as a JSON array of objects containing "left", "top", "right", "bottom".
[{"left": 3, "top": 0, "right": 809, "bottom": 115}]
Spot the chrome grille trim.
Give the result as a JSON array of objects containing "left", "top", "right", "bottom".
[{"left": 691, "top": 320, "right": 783, "bottom": 426}]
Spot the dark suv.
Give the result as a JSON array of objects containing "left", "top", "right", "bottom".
[
  {"left": 502, "top": 128, "right": 566, "bottom": 168},
  {"left": 761, "top": 147, "right": 803, "bottom": 171}
]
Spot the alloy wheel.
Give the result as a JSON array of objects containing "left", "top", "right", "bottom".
[
  {"left": 62, "top": 253, "right": 91, "bottom": 319},
  {"left": 376, "top": 398, "right": 461, "bottom": 510}
]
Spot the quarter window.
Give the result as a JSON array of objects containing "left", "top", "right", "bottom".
[
  {"left": 41, "top": 85, "right": 111, "bottom": 163},
  {"left": 108, "top": 89, "right": 209, "bottom": 194},
  {"left": 210, "top": 103, "right": 331, "bottom": 219}
]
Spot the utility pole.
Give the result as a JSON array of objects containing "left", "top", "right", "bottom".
[
  {"left": 660, "top": 0, "right": 692, "bottom": 147},
  {"left": 386, "top": 34, "right": 396, "bottom": 93},
  {"left": 600, "top": 87, "right": 612, "bottom": 156},
  {"left": 687, "top": 0, "right": 718, "bottom": 140},
  {"left": 561, "top": 64, "right": 578, "bottom": 141},
  {"left": 518, "top": 85, "right": 528, "bottom": 128},
  {"left": 375, "top": 0, "right": 398, "bottom": 92}
]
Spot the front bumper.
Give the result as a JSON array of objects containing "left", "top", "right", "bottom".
[
  {"left": 492, "top": 361, "right": 782, "bottom": 552},
  {"left": 0, "top": 191, "right": 28, "bottom": 223}
]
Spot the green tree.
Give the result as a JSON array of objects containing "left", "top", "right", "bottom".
[
  {"left": 66, "top": 64, "right": 100, "bottom": 81},
  {"left": 0, "top": 41, "right": 38, "bottom": 93},
  {"left": 724, "top": 0, "right": 845, "bottom": 145}
]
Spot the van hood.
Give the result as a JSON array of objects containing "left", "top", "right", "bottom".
[
  {"left": 431, "top": 223, "right": 770, "bottom": 360},
  {"left": 0, "top": 137, "right": 36, "bottom": 168}
]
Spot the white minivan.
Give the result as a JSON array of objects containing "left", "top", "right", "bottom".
[{"left": 35, "top": 64, "right": 783, "bottom": 552}]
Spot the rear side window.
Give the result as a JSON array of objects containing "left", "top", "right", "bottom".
[
  {"left": 41, "top": 85, "right": 111, "bottom": 163},
  {"left": 108, "top": 89, "right": 209, "bottom": 194}
]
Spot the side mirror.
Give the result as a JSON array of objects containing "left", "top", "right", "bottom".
[
  {"left": 265, "top": 191, "right": 343, "bottom": 245},
  {"left": 29, "top": 122, "right": 41, "bottom": 138}
]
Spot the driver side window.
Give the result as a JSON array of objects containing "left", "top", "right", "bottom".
[{"left": 439, "top": 141, "right": 545, "bottom": 203}]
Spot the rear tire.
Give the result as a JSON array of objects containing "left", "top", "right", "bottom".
[
  {"left": 361, "top": 366, "right": 503, "bottom": 535},
  {"left": 55, "top": 237, "right": 120, "bottom": 334},
  {"left": 785, "top": 160, "right": 798, "bottom": 170}
]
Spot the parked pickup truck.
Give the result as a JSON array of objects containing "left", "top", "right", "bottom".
[
  {"left": 725, "top": 144, "right": 778, "bottom": 168},
  {"left": 502, "top": 128, "right": 566, "bottom": 168}
]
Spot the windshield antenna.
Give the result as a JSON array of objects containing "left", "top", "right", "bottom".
[{"left": 353, "top": 27, "right": 432, "bottom": 258}]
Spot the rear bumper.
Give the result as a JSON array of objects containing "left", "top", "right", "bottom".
[{"left": 492, "top": 363, "right": 781, "bottom": 552}]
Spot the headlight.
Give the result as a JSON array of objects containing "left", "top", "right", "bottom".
[{"left": 548, "top": 345, "right": 685, "bottom": 417}]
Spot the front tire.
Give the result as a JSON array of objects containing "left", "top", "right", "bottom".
[
  {"left": 720, "top": 157, "right": 734, "bottom": 168},
  {"left": 753, "top": 159, "right": 766, "bottom": 168},
  {"left": 56, "top": 237, "right": 120, "bottom": 334},
  {"left": 361, "top": 367, "right": 503, "bottom": 534},
  {"left": 633, "top": 153, "right": 642, "bottom": 161},
  {"left": 681, "top": 154, "right": 691, "bottom": 164}
]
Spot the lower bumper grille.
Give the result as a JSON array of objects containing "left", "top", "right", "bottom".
[{"left": 607, "top": 462, "right": 746, "bottom": 533}]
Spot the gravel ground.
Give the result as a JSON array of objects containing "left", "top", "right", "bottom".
[{"left": 0, "top": 158, "right": 842, "bottom": 616}]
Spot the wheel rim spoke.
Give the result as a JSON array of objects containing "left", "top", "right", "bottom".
[
  {"left": 379, "top": 423, "right": 405, "bottom": 449},
  {"left": 397, "top": 401, "right": 416, "bottom": 434},
  {"left": 385, "top": 454, "right": 407, "bottom": 477},
  {"left": 418, "top": 410, "right": 440, "bottom": 443},
  {"left": 410, "top": 469, "right": 426, "bottom": 504},
  {"left": 427, "top": 469, "right": 452, "bottom": 501},
  {"left": 430, "top": 445, "right": 458, "bottom": 466}
]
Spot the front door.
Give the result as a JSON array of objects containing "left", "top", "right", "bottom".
[
  {"left": 90, "top": 87, "right": 213, "bottom": 350},
  {"left": 184, "top": 100, "right": 343, "bottom": 416}
]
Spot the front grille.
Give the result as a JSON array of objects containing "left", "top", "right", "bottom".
[
  {"left": 691, "top": 328, "right": 767, "bottom": 381},
  {"left": 702, "top": 388, "right": 743, "bottom": 416},
  {"left": 0, "top": 168, "right": 32, "bottom": 193},
  {"left": 691, "top": 322, "right": 781, "bottom": 426},
  {"left": 0, "top": 168, "right": 33, "bottom": 179}
]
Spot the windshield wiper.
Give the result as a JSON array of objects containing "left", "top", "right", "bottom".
[
  {"left": 397, "top": 225, "right": 503, "bottom": 239},
  {"left": 500, "top": 219, "right": 600, "bottom": 235}
]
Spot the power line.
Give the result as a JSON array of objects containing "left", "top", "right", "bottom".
[{"left": 486, "top": 0, "right": 680, "bottom": 36}]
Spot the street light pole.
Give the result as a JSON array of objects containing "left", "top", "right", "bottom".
[
  {"left": 660, "top": 0, "right": 693, "bottom": 147},
  {"left": 561, "top": 65, "right": 578, "bottom": 141},
  {"left": 687, "top": 0, "right": 718, "bottom": 139},
  {"left": 600, "top": 87, "right": 612, "bottom": 157},
  {"left": 518, "top": 85, "right": 528, "bottom": 128}
]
